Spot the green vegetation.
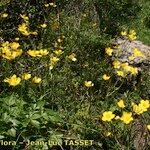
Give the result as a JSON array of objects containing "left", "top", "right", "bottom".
[{"left": 0, "top": 0, "right": 150, "bottom": 149}]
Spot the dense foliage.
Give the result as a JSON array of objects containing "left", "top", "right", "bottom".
[{"left": 0, "top": 0, "right": 150, "bottom": 149}]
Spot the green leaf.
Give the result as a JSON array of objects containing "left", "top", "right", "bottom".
[
  {"left": 5, "top": 95, "right": 16, "bottom": 106},
  {"left": 30, "top": 120, "right": 40, "bottom": 128},
  {"left": 31, "top": 114, "right": 41, "bottom": 120},
  {"left": 0, "top": 135, "right": 5, "bottom": 139},
  {"left": 49, "top": 131, "right": 63, "bottom": 145},
  {"left": 46, "top": 110, "right": 63, "bottom": 123},
  {"left": 7, "top": 128, "right": 16, "bottom": 137}
]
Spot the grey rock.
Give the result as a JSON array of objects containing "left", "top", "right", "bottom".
[{"left": 112, "top": 38, "right": 150, "bottom": 66}]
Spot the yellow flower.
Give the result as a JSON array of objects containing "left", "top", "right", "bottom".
[
  {"left": 120, "top": 112, "right": 133, "bottom": 124},
  {"left": 147, "top": 125, "right": 150, "bottom": 130},
  {"left": 129, "top": 30, "right": 136, "bottom": 36},
  {"left": 105, "top": 132, "right": 112, "bottom": 137},
  {"left": 57, "top": 38, "right": 63, "bottom": 43},
  {"left": 40, "top": 23, "right": 47, "bottom": 28},
  {"left": 132, "top": 104, "right": 144, "bottom": 115},
  {"left": 117, "top": 99, "right": 125, "bottom": 108},
  {"left": 115, "top": 116, "right": 120, "bottom": 120},
  {"left": 44, "top": 4, "right": 49, "bottom": 7},
  {"left": 138, "top": 100, "right": 150, "bottom": 112},
  {"left": 102, "top": 74, "right": 110, "bottom": 80},
  {"left": 20, "top": 14, "right": 29, "bottom": 21},
  {"left": 49, "top": 3, "right": 54, "bottom": 6},
  {"left": 32, "top": 76, "right": 41, "bottom": 83},
  {"left": 4, "top": 74, "right": 21, "bottom": 86},
  {"left": 112, "top": 60, "right": 121, "bottom": 69},
  {"left": 130, "top": 67, "right": 138, "bottom": 75},
  {"left": 129, "top": 56, "right": 135, "bottom": 61},
  {"left": 50, "top": 56, "right": 59, "bottom": 64},
  {"left": 30, "top": 31, "right": 38, "bottom": 35},
  {"left": 102, "top": 111, "right": 115, "bottom": 122},
  {"left": 39, "top": 49, "right": 49, "bottom": 56},
  {"left": 10, "top": 42, "right": 20, "bottom": 49},
  {"left": 128, "top": 30, "right": 137, "bottom": 41},
  {"left": 121, "top": 63, "right": 131, "bottom": 72},
  {"left": 68, "top": 53, "right": 77, "bottom": 61},
  {"left": 105, "top": 47, "right": 113, "bottom": 56},
  {"left": 49, "top": 3, "right": 57, "bottom": 7},
  {"left": 18, "top": 23, "right": 30, "bottom": 36},
  {"left": 1, "top": 44, "right": 22, "bottom": 60},
  {"left": 22, "top": 73, "right": 31, "bottom": 80},
  {"left": 54, "top": 49, "right": 63, "bottom": 56},
  {"left": 1, "top": 13, "right": 8, "bottom": 18},
  {"left": 116, "top": 71, "right": 125, "bottom": 77},
  {"left": 132, "top": 48, "right": 145, "bottom": 58},
  {"left": 15, "top": 37, "right": 20, "bottom": 41},
  {"left": 121, "top": 31, "right": 127, "bottom": 36},
  {"left": 84, "top": 81, "right": 94, "bottom": 88},
  {"left": 27, "top": 50, "right": 40, "bottom": 57}
]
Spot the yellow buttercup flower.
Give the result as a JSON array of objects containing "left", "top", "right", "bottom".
[
  {"left": 32, "top": 76, "right": 42, "bottom": 83},
  {"left": 147, "top": 125, "right": 150, "bottom": 130},
  {"left": 132, "top": 100, "right": 149, "bottom": 115},
  {"left": 132, "top": 48, "right": 145, "bottom": 58},
  {"left": 1, "top": 13, "right": 8, "bottom": 18},
  {"left": 39, "top": 49, "right": 49, "bottom": 56},
  {"left": 44, "top": 4, "right": 49, "bottom": 7},
  {"left": 115, "top": 116, "right": 120, "bottom": 120},
  {"left": 22, "top": 73, "right": 31, "bottom": 80},
  {"left": 128, "top": 30, "right": 137, "bottom": 41},
  {"left": 40, "top": 23, "right": 47, "bottom": 28},
  {"left": 112, "top": 60, "right": 121, "bottom": 69},
  {"left": 57, "top": 38, "right": 63, "bottom": 43},
  {"left": 84, "top": 81, "right": 94, "bottom": 88},
  {"left": 68, "top": 53, "right": 77, "bottom": 61},
  {"left": 18, "top": 23, "right": 30, "bottom": 36},
  {"left": 105, "top": 132, "right": 112, "bottom": 137},
  {"left": 139, "top": 100, "right": 150, "bottom": 112},
  {"left": 117, "top": 99, "right": 125, "bottom": 108},
  {"left": 49, "top": 3, "right": 54, "bottom": 6},
  {"left": 4, "top": 74, "right": 21, "bottom": 86},
  {"left": 132, "top": 104, "right": 144, "bottom": 115},
  {"left": 130, "top": 67, "right": 138, "bottom": 75},
  {"left": 105, "top": 47, "right": 113, "bottom": 56},
  {"left": 49, "top": 56, "right": 60, "bottom": 69},
  {"left": 15, "top": 37, "right": 20, "bottom": 41},
  {"left": 129, "top": 30, "right": 136, "bottom": 36},
  {"left": 120, "top": 112, "right": 133, "bottom": 124},
  {"left": 121, "top": 63, "right": 131, "bottom": 72},
  {"left": 27, "top": 50, "right": 40, "bottom": 57},
  {"left": 116, "top": 71, "right": 125, "bottom": 77},
  {"left": 1, "top": 41, "right": 22, "bottom": 60},
  {"left": 30, "top": 31, "right": 38, "bottom": 35},
  {"left": 50, "top": 56, "right": 59, "bottom": 64},
  {"left": 102, "top": 74, "right": 110, "bottom": 80},
  {"left": 129, "top": 56, "right": 135, "bottom": 61},
  {"left": 102, "top": 111, "right": 115, "bottom": 122},
  {"left": 20, "top": 14, "right": 29, "bottom": 21},
  {"left": 27, "top": 49, "right": 48, "bottom": 57},
  {"left": 121, "top": 31, "right": 127, "bottom": 36},
  {"left": 54, "top": 49, "right": 63, "bottom": 56},
  {"left": 10, "top": 42, "right": 20, "bottom": 49},
  {"left": 49, "top": 3, "right": 57, "bottom": 7}
]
